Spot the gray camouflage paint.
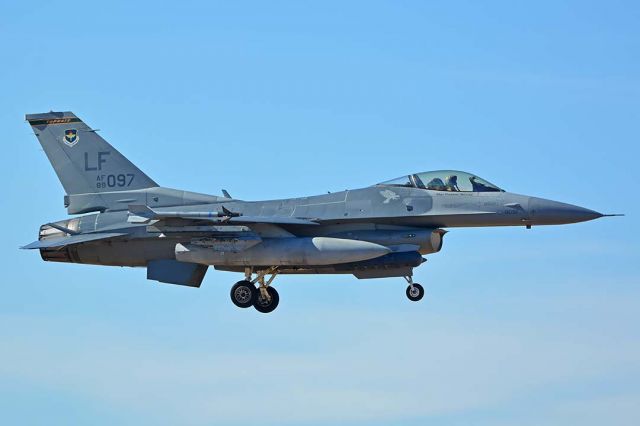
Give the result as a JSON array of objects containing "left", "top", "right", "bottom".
[{"left": 23, "top": 112, "right": 606, "bottom": 286}]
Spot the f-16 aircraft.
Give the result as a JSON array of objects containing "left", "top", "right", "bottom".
[{"left": 22, "top": 111, "right": 615, "bottom": 313}]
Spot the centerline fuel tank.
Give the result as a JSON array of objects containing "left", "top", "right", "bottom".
[{"left": 175, "top": 237, "right": 392, "bottom": 267}]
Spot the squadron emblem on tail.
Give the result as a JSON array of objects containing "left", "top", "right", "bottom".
[{"left": 63, "top": 129, "right": 78, "bottom": 147}]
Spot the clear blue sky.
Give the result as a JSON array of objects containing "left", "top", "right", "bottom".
[{"left": 1, "top": 1, "right": 639, "bottom": 425}]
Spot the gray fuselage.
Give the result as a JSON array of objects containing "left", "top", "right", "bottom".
[{"left": 37, "top": 184, "right": 601, "bottom": 272}]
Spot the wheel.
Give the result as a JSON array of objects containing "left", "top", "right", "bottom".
[
  {"left": 230, "top": 280, "right": 257, "bottom": 308},
  {"left": 406, "top": 283, "right": 424, "bottom": 302},
  {"left": 253, "top": 286, "right": 279, "bottom": 313}
]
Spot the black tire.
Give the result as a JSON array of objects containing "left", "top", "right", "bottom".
[
  {"left": 230, "top": 281, "right": 256, "bottom": 308},
  {"left": 253, "top": 286, "right": 279, "bottom": 313},
  {"left": 406, "top": 283, "right": 424, "bottom": 302}
]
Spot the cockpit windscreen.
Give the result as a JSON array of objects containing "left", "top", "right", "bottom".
[{"left": 379, "top": 170, "right": 503, "bottom": 192}]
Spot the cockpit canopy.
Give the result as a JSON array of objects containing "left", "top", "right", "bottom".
[{"left": 378, "top": 170, "right": 503, "bottom": 192}]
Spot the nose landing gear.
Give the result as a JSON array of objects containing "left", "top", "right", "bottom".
[{"left": 404, "top": 276, "right": 424, "bottom": 302}]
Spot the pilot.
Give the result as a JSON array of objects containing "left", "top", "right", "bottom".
[
  {"left": 445, "top": 175, "right": 459, "bottom": 191},
  {"left": 426, "top": 178, "right": 446, "bottom": 191}
]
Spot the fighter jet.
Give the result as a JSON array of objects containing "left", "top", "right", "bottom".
[{"left": 22, "top": 111, "right": 617, "bottom": 313}]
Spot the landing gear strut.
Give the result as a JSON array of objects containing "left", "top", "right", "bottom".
[
  {"left": 229, "top": 267, "right": 280, "bottom": 313},
  {"left": 254, "top": 286, "right": 279, "bottom": 313},
  {"left": 404, "top": 276, "right": 424, "bottom": 302}
]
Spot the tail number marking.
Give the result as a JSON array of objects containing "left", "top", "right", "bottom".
[
  {"left": 96, "top": 174, "right": 135, "bottom": 188},
  {"left": 84, "top": 151, "right": 135, "bottom": 188}
]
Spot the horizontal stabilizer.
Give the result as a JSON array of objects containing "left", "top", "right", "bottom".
[{"left": 21, "top": 232, "right": 127, "bottom": 249}]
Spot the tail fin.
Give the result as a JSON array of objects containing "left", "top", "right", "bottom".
[{"left": 26, "top": 111, "right": 157, "bottom": 196}]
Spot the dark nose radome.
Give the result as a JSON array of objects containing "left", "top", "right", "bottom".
[{"left": 529, "top": 197, "right": 603, "bottom": 225}]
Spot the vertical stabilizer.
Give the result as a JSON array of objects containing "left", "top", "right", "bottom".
[{"left": 26, "top": 111, "right": 157, "bottom": 196}]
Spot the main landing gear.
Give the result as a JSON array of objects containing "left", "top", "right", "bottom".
[
  {"left": 404, "top": 276, "right": 424, "bottom": 302},
  {"left": 230, "top": 267, "right": 280, "bottom": 313},
  {"left": 230, "top": 269, "right": 424, "bottom": 310}
]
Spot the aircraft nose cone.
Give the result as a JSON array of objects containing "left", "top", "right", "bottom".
[{"left": 529, "top": 197, "right": 603, "bottom": 225}]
